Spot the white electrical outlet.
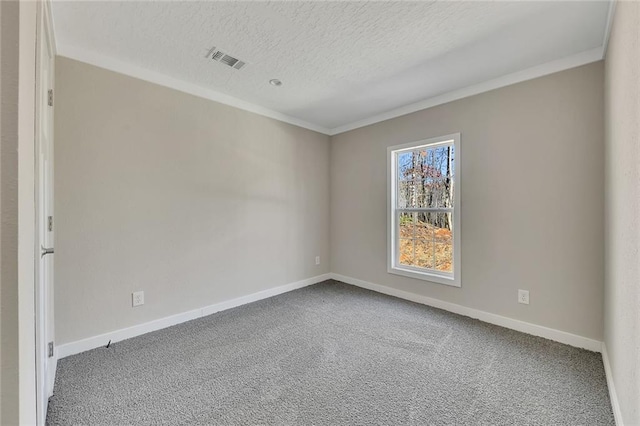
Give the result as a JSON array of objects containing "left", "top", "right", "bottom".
[
  {"left": 132, "top": 291, "right": 144, "bottom": 307},
  {"left": 518, "top": 289, "right": 530, "bottom": 305},
  {"left": 315, "top": 256, "right": 320, "bottom": 265}
]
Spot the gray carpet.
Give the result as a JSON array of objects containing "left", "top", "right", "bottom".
[{"left": 47, "top": 280, "right": 614, "bottom": 425}]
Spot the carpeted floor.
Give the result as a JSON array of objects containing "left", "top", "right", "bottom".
[{"left": 47, "top": 280, "right": 614, "bottom": 425}]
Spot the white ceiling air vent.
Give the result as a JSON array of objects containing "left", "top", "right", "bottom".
[{"left": 206, "top": 47, "right": 246, "bottom": 70}]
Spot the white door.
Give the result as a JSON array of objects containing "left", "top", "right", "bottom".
[{"left": 35, "top": 2, "right": 56, "bottom": 424}]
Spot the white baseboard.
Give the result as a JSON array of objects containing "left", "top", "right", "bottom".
[
  {"left": 57, "top": 271, "right": 603, "bottom": 358},
  {"left": 329, "top": 273, "right": 603, "bottom": 352},
  {"left": 56, "top": 273, "right": 332, "bottom": 359},
  {"left": 602, "top": 343, "right": 624, "bottom": 426}
]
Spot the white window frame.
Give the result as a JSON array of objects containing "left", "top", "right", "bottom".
[{"left": 387, "top": 133, "right": 461, "bottom": 287}]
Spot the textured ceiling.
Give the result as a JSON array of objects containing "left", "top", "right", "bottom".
[{"left": 52, "top": 1, "right": 611, "bottom": 133}]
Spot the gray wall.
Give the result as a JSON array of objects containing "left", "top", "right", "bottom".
[
  {"left": 604, "top": 2, "right": 640, "bottom": 424},
  {"left": 0, "top": 1, "right": 20, "bottom": 424},
  {"left": 56, "top": 58, "right": 606, "bottom": 346},
  {"left": 331, "top": 62, "right": 604, "bottom": 340},
  {"left": 54, "top": 58, "right": 331, "bottom": 345}
]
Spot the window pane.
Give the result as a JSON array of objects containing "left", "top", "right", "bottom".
[
  {"left": 415, "top": 212, "right": 434, "bottom": 240},
  {"left": 397, "top": 181, "right": 420, "bottom": 208},
  {"left": 433, "top": 145, "right": 454, "bottom": 178},
  {"left": 397, "top": 152, "right": 416, "bottom": 181},
  {"left": 424, "top": 149, "right": 434, "bottom": 172},
  {"left": 398, "top": 212, "right": 451, "bottom": 271},
  {"left": 407, "top": 179, "right": 453, "bottom": 209},
  {"left": 398, "top": 179, "right": 453, "bottom": 208},
  {"left": 423, "top": 212, "right": 452, "bottom": 236},
  {"left": 398, "top": 212, "right": 414, "bottom": 239},
  {"left": 400, "top": 238, "right": 437, "bottom": 269},
  {"left": 414, "top": 239, "right": 435, "bottom": 269},
  {"left": 429, "top": 211, "right": 453, "bottom": 272},
  {"left": 395, "top": 146, "right": 454, "bottom": 209},
  {"left": 413, "top": 180, "right": 433, "bottom": 208},
  {"left": 421, "top": 178, "right": 454, "bottom": 208},
  {"left": 422, "top": 179, "right": 440, "bottom": 208},
  {"left": 398, "top": 239, "right": 414, "bottom": 266},
  {"left": 435, "top": 243, "right": 453, "bottom": 272},
  {"left": 433, "top": 215, "right": 453, "bottom": 245},
  {"left": 435, "top": 179, "right": 447, "bottom": 208}
]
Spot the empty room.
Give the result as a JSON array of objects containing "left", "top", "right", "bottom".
[{"left": 1, "top": 0, "right": 639, "bottom": 425}]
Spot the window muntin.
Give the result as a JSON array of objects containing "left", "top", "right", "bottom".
[{"left": 388, "top": 134, "right": 460, "bottom": 286}]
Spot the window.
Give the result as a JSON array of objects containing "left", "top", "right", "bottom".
[{"left": 387, "top": 133, "right": 460, "bottom": 286}]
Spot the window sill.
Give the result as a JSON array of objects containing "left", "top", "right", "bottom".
[{"left": 388, "top": 265, "right": 461, "bottom": 287}]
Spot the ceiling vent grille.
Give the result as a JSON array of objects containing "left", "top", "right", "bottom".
[{"left": 206, "top": 47, "right": 246, "bottom": 70}]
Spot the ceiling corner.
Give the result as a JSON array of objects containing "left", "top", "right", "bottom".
[
  {"left": 54, "top": 43, "right": 332, "bottom": 136},
  {"left": 328, "top": 47, "right": 604, "bottom": 136}
]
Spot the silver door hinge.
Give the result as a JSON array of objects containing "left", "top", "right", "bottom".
[
  {"left": 48, "top": 89, "right": 53, "bottom": 107},
  {"left": 48, "top": 342, "right": 54, "bottom": 358},
  {"left": 48, "top": 216, "right": 53, "bottom": 232}
]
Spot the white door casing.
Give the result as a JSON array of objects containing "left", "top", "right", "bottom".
[{"left": 35, "top": 1, "right": 56, "bottom": 424}]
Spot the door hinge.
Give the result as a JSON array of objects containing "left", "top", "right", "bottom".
[
  {"left": 48, "top": 216, "right": 53, "bottom": 232},
  {"left": 48, "top": 89, "right": 53, "bottom": 107},
  {"left": 48, "top": 342, "right": 54, "bottom": 358}
]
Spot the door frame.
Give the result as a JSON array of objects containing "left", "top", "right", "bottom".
[
  {"left": 33, "top": 0, "right": 57, "bottom": 423},
  {"left": 15, "top": 0, "right": 38, "bottom": 423},
  {"left": 16, "top": 0, "right": 57, "bottom": 421}
]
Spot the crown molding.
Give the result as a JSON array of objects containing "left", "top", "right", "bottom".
[
  {"left": 328, "top": 47, "right": 604, "bottom": 135},
  {"left": 56, "top": 43, "right": 332, "bottom": 135},
  {"left": 57, "top": 41, "right": 606, "bottom": 138},
  {"left": 331, "top": 0, "right": 613, "bottom": 135}
]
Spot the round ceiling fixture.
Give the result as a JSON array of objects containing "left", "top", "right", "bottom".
[{"left": 269, "top": 79, "right": 282, "bottom": 87}]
